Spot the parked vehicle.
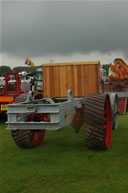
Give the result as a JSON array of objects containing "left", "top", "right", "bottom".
[
  {"left": 104, "top": 58, "right": 128, "bottom": 114},
  {"left": 7, "top": 61, "right": 118, "bottom": 150}
]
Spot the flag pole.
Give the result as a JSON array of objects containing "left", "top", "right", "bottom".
[{"left": 24, "top": 58, "right": 26, "bottom": 79}]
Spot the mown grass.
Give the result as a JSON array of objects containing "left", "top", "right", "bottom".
[{"left": 0, "top": 114, "right": 128, "bottom": 193}]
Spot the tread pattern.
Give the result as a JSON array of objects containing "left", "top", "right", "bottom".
[
  {"left": 11, "top": 130, "right": 33, "bottom": 148},
  {"left": 11, "top": 129, "right": 45, "bottom": 148},
  {"left": 84, "top": 94, "right": 112, "bottom": 149}
]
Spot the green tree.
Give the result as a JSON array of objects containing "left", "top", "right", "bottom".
[
  {"left": 13, "top": 66, "right": 36, "bottom": 73},
  {"left": 0, "top": 66, "right": 12, "bottom": 76},
  {"left": 102, "top": 64, "right": 110, "bottom": 76}
]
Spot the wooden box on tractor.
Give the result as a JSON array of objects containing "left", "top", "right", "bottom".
[{"left": 42, "top": 61, "right": 101, "bottom": 98}]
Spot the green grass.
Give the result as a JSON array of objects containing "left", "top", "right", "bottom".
[{"left": 0, "top": 114, "right": 128, "bottom": 193}]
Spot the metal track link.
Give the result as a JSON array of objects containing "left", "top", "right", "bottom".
[{"left": 11, "top": 130, "right": 33, "bottom": 148}]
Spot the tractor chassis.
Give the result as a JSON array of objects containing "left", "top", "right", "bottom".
[{"left": 7, "top": 91, "right": 85, "bottom": 131}]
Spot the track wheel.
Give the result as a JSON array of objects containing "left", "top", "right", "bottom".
[
  {"left": 12, "top": 130, "right": 45, "bottom": 148},
  {"left": 84, "top": 94, "right": 112, "bottom": 150}
]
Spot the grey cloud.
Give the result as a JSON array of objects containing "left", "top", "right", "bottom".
[{"left": 1, "top": 1, "right": 128, "bottom": 58}]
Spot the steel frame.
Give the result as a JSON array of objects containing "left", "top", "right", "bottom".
[{"left": 7, "top": 90, "right": 85, "bottom": 131}]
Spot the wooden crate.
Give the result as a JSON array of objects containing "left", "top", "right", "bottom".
[{"left": 42, "top": 61, "right": 101, "bottom": 98}]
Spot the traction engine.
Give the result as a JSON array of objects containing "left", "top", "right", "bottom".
[{"left": 7, "top": 61, "right": 118, "bottom": 150}]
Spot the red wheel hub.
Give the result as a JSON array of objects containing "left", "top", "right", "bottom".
[
  {"left": 26, "top": 113, "right": 50, "bottom": 147},
  {"left": 30, "top": 130, "right": 45, "bottom": 147},
  {"left": 72, "top": 107, "right": 84, "bottom": 133}
]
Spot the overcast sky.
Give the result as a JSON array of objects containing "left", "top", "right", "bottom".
[{"left": 1, "top": 1, "right": 128, "bottom": 68}]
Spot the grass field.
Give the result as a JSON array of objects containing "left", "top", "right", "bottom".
[{"left": 0, "top": 114, "right": 128, "bottom": 193}]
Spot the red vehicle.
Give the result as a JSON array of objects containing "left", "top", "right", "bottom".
[
  {"left": 104, "top": 58, "right": 128, "bottom": 114},
  {"left": 0, "top": 73, "right": 23, "bottom": 120}
]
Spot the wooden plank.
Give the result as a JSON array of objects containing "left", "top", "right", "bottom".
[
  {"left": 73, "top": 65, "right": 78, "bottom": 96},
  {"left": 96, "top": 64, "right": 101, "bottom": 93},
  {"left": 45, "top": 67, "right": 50, "bottom": 97},
  {"left": 43, "top": 67, "right": 47, "bottom": 97},
  {"left": 53, "top": 66, "right": 60, "bottom": 97},
  {"left": 87, "top": 65, "right": 91, "bottom": 95},
  {"left": 42, "top": 61, "right": 100, "bottom": 67},
  {"left": 62, "top": 66, "right": 68, "bottom": 97},
  {"left": 90, "top": 65, "right": 95, "bottom": 94},
  {"left": 77, "top": 65, "right": 81, "bottom": 96},
  {"left": 67, "top": 66, "right": 73, "bottom": 94},
  {"left": 59, "top": 66, "right": 65, "bottom": 97},
  {"left": 84, "top": 65, "right": 89, "bottom": 96},
  {"left": 81, "top": 65, "right": 85, "bottom": 96},
  {"left": 49, "top": 67, "right": 54, "bottom": 97}
]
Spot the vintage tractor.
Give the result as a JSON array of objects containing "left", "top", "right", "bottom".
[
  {"left": 7, "top": 61, "right": 117, "bottom": 150},
  {"left": 27, "top": 68, "right": 43, "bottom": 99},
  {"left": 0, "top": 72, "right": 30, "bottom": 121}
]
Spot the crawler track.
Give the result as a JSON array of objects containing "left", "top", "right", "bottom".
[
  {"left": 12, "top": 130, "right": 45, "bottom": 148},
  {"left": 84, "top": 94, "right": 112, "bottom": 149},
  {"left": 12, "top": 130, "right": 33, "bottom": 148}
]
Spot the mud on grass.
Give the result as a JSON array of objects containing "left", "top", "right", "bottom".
[{"left": 0, "top": 114, "right": 128, "bottom": 193}]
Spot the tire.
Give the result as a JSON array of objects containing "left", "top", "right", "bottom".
[{"left": 84, "top": 94, "right": 112, "bottom": 150}]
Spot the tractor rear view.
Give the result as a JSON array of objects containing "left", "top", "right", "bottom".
[
  {"left": 7, "top": 61, "right": 114, "bottom": 150},
  {"left": 0, "top": 72, "right": 30, "bottom": 121}
]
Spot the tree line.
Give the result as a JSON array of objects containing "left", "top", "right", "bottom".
[
  {"left": 0, "top": 64, "right": 110, "bottom": 77},
  {"left": 0, "top": 66, "right": 36, "bottom": 76}
]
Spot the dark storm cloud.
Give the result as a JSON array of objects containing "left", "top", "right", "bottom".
[{"left": 1, "top": 1, "right": 128, "bottom": 58}]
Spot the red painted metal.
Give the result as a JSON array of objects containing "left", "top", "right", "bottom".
[
  {"left": 72, "top": 107, "right": 84, "bottom": 133},
  {"left": 26, "top": 113, "right": 50, "bottom": 147},
  {"left": 27, "top": 113, "right": 50, "bottom": 122},
  {"left": 104, "top": 82, "right": 128, "bottom": 92},
  {"left": 104, "top": 95, "right": 112, "bottom": 148},
  {"left": 2, "top": 73, "right": 22, "bottom": 95},
  {"left": 118, "top": 97, "right": 127, "bottom": 115},
  {"left": 30, "top": 130, "right": 46, "bottom": 147},
  {"left": 34, "top": 92, "right": 43, "bottom": 100},
  {"left": 0, "top": 73, "right": 23, "bottom": 114}
]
